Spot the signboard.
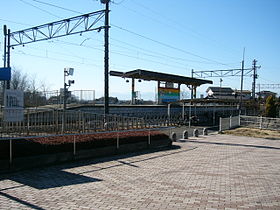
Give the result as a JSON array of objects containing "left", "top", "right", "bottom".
[
  {"left": 166, "top": 82, "right": 174, "bottom": 88},
  {"left": 0, "top": 67, "right": 11, "bottom": 80},
  {"left": 4, "top": 89, "right": 24, "bottom": 122},
  {"left": 158, "top": 87, "right": 180, "bottom": 103}
]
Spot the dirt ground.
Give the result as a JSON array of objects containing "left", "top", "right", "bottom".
[{"left": 223, "top": 127, "right": 280, "bottom": 139}]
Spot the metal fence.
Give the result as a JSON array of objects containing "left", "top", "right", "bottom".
[
  {"left": 219, "top": 115, "right": 240, "bottom": 132},
  {"left": 240, "top": 115, "right": 280, "bottom": 130},
  {"left": 0, "top": 108, "right": 175, "bottom": 139},
  {"left": 5, "top": 89, "right": 96, "bottom": 108}
]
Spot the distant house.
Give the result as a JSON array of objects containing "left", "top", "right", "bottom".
[
  {"left": 206, "top": 87, "right": 235, "bottom": 99},
  {"left": 233, "top": 90, "right": 252, "bottom": 100},
  {"left": 256, "top": 91, "right": 277, "bottom": 99}
]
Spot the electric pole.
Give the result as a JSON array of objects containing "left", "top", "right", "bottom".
[
  {"left": 102, "top": 0, "right": 110, "bottom": 114},
  {"left": 3, "top": 25, "right": 11, "bottom": 90},
  {"left": 252, "top": 59, "right": 258, "bottom": 100},
  {"left": 191, "top": 69, "right": 194, "bottom": 100},
  {"left": 239, "top": 48, "right": 245, "bottom": 114},
  {"left": 7, "top": 29, "right": 11, "bottom": 89}
]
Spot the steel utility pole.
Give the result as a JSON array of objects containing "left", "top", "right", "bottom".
[
  {"left": 7, "top": 29, "right": 11, "bottom": 89},
  {"left": 252, "top": 59, "right": 258, "bottom": 100},
  {"left": 3, "top": 25, "right": 7, "bottom": 68},
  {"left": 239, "top": 48, "right": 245, "bottom": 114},
  {"left": 103, "top": 0, "right": 110, "bottom": 114},
  {"left": 3, "top": 25, "right": 7, "bottom": 95},
  {"left": 3, "top": 25, "right": 11, "bottom": 89},
  {"left": 191, "top": 69, "right": 194, "bottom": 100}
]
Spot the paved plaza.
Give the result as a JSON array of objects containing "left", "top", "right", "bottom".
[{"left": 0, "top": 134, "right": 279, "bottom": 209}]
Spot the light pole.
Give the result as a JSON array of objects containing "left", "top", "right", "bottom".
[{"left": 62, "top": 67, "right": 74, "bottom": 132}]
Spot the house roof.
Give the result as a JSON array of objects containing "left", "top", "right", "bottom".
[
  {"left": 256, "top": 91, "right": 277, "bottom": 95},
  {"left": 110, "top": 69, "right": 213, "bottom": 86},
  {"left": 234, "top": 90, "right": 251, "bottom": 94},
  {"left": 206, "top": 86, "right": 233, "bottom": 93}
]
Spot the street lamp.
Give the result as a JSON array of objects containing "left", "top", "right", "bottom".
[{"left": 63, "top": 67, "right": 74, "bottom": 132}]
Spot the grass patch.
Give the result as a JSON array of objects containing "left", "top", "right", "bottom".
[{"left": 223, "top": 127, "right": 280, "bottom": 139}]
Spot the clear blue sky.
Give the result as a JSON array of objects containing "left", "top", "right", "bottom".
[{"left": 1, "top": 0, "right": 279, "bottom": 100}]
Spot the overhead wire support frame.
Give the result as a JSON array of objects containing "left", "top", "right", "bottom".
[
  {"left": 9, "top": 10, "right": 106, "bottom": 47},
  {"left": 257, "top": 84, "right": 280, "bottom": 89},
  {"left": 192, "top": 68, "right": 253, "bottom": 78}
]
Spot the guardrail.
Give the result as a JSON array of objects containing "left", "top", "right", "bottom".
[
  {"left": 0, "top": 108, "right": 177, "bottom": 139},
  {"left": 240, "top": 115, "right": 280, "bottom": 131},
  {"left": 219, "top": 115, "right": 280, "bottom": 132},
  {"left": 219, "top": 115, "right": 240, "bottom": 132}
]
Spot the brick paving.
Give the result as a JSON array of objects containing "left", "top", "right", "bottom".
[{"left": 0, "top": 134, "right": 280, "bottom": 209}]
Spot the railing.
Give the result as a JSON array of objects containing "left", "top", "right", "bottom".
[
  {"left": 3, "top": 90, "right": 96, "bottom": 108},
  {"left": 240, "top": 115, "right": 280, "bottom": 131},
  {"left": 0, "top": 108, "right": 176, "bottom": 139},
  {"left": 219, "top": 115, "right": 240, "bottom": 132}
]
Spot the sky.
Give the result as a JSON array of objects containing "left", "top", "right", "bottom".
[{"left": 0, "top": 0, "right": 280, "bottom": 100}]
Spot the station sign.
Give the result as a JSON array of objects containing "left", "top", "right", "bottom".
[
  {"left": 0, "top": 67, "right": 11, "bottom": 80},
  {"left": 158, "top": 87, "right": 180, "bottom": 103},
  {"left": 4, "top": 89, "right": 24, "bottom": 122}
]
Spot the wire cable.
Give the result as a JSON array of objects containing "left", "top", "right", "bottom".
[
  {"left": 129, "top": 0, "right": 242, "bottom": 56},
  {"left": 54, "top": 39, "right": 190, "bottom": 69},
  {"left": 30, "top": 0, "right": 84, "bottom": 14},
  {"left": 15, "top": 0, "right": 237, "bottom": 69},
  {"left": 111, "top": 24, "right": 230, "bottom": 66},
  {"left": 18, "top": 0, "right": 61, "bottom": 18},
  {"left": 112, "top": 0, "right": 128, "bottom": 5},
  {"left": 0, "top": 18, "right": 32, "bottom": 27},
  {"left": 110, "top": 37, "right": 222, "bottom": 65},
  {"left": 13, "top": 50, "right": 103, "bottom": 68}
]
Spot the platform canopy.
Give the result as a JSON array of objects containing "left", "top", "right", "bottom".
[{"left": 110, "top": 69, "right": 212, "bottom": 86}]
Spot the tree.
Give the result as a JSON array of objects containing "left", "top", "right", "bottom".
[
  {"left": 1, "top": 68, "right": 50, "bottom": 107},
  {"left": 265, "top": 95, "right": 277, "bottom": 117},
  {"left": 10, "top": 68, "right": 29, "bottom": 91},
  {"left": 276, "top": 97, "right": 280, "bottom": 118}
]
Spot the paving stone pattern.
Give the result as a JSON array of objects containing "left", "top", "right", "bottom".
[{"left": 0, "top": 134, "right": 279, "bottom": 209}]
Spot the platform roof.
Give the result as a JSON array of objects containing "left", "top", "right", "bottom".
[{"left": 110, "top": 69, "right": 212, "bottom": 86}]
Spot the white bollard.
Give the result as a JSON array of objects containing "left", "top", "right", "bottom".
[
  {"left": 182, "top": 130, "right": 188, "bottom": 139},
  {"left": 203, "top": 128, "right": 208, "bottom": 136},
  {"left": 170, "top": 132, "right": 177, "bottom": 142},
  {"left": 193, "top": 129, "right": 199, "bottom": 137}
]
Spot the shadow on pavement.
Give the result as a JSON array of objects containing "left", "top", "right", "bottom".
[
  {"left": 187, "top": 140, "right": 280, "bottom": 150},
  {"left": 0, "top": 145, "right": 184, "bottom": 190},
  {"left": 0, "top": 191, "right": 45, "bottom": 210},
  {"left": 74, "top": 145, "right": 197, "bottom": 175},
  {"left": 3, "top": 170, "right": 102, "bottom": 190},
  {"left": 0, "top": 145, "right": 196, "bottom": 209}
]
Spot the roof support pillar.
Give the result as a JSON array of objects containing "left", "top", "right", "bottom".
[
  {"left": 193, "top": 86, "right": 197, "bottom": 99},
  {"left": 157, "top": 81, "right": 160, "bottom": 105},
  {"left": 131, "top": 78, "right": 135, "bottom": 105}
]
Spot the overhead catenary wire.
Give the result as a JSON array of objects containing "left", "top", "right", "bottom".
[
  {"left": 111, "top": 24, "right": 231, "bottom": 67},
  {"left": 54, "top": 39, "right": 191, "bottom": 70},
  {"left": 0, "top": 18, "right": 32, "bottom": 27},
  {"left": 111, "top": 0, "right": 128, "bottom": 5},
  {"left": 18, "top": 0, "right": 62, "bottom": 18},
  {"left": 5, "top": 0, "right": 247, "bottom": 81},
  {"left": 13, "top": 50, "right": 103, "bottom": 68},
  {"left": 128, "top": 0, "right": 242, "bottom": 57},
  {"left": 79, "top": 30, "right": 223, "bottom": 66},
  {"left": 30, "top": 0, "right": 84, "bottom": 14},
  {"left": 110, "top": 37, "right": 219, "bottom": 65},
  {"left": 16, "top": 0, "right": 236, "bottom": 67},
  {"left": 19, "top": 44, "right": 102, "bottom": 63},
  {"left": 21, "top": 38, "right": 185, "bottom": 70},
  {"left": 13, "top": 0, "right": 238, "bottom": 69}
]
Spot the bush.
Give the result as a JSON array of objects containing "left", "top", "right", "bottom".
[{"left": 265, "top": 95, "right": 277, "bottom": 117}]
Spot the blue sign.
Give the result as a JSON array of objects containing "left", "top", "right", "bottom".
[{"left": 0, "top": 67, "right": 11, "bottom": 80}]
